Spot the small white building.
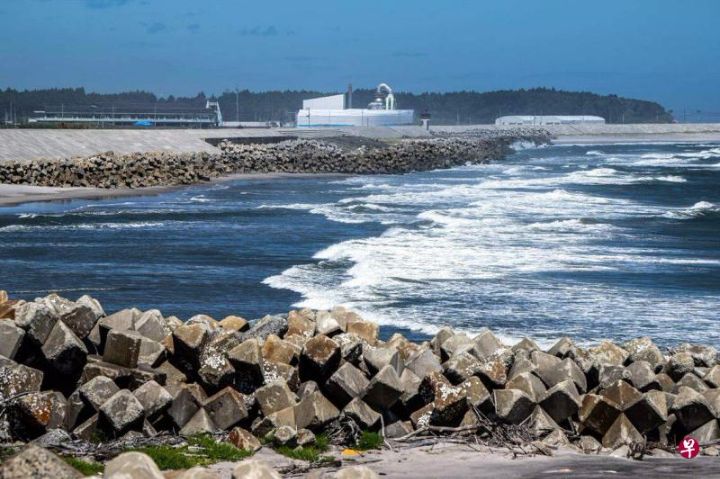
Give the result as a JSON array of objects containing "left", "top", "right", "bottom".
[
  {"left": 297, "top": 83, "right": 415, "bottom": 127},
  {"left": 495, "top": 115, "right": 606, "bottom": 126}
]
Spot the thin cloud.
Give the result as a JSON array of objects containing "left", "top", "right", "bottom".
[
  {"left": 86, "top": 0, "right": 133, "bottom": 8},
  {"left": 145, "top": 22, "right": 166, "bottom": 34},
  {"left": 187, "top": 23, "right": 200, "bottom": 33},
  {"left": 392, "top": 51, "right": 428, "bottom": 58},
  {"left": 239, "top": 26, "right": 278, "bottom": 37}
]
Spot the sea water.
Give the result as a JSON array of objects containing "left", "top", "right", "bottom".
[{"left": 1, "top": 142, "right": 718, "bottom": 347}]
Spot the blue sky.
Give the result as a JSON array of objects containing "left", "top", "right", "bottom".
[{"left": 1, "top": 0, "right": 719, "bottom": 113}]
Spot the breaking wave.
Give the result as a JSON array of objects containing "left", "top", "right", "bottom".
[{"left": 663, "top": 201, "right": 720, "bottom": 220}]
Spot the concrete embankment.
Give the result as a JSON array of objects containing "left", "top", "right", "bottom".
[
  {"left": 3, "top": 123, "right": 719, "bottom": 164},
  {"left": 0, "top": 130, "right": 550, "bottom": 189},
  {"left": 432, "top": 123, "right": 720, "bottom": 143},
  {"left": 0, "top": 290, "right": 719, "bottom": 477},
  {"left": 0, "top": 127, "right": 429, "bottom": 163}
]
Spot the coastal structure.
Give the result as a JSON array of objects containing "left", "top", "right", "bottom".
[
  {"left": 495, "top": 115, "right": 606, "bottom": 126},
  {"left": 296, "top": 83, "right": 415, "bottom": 127},
  {"left": 1, "top": 289, "right": 719, "bottom": 477},
  {"left": 28, "top": 100, "right": 223, "bottom": 128}
]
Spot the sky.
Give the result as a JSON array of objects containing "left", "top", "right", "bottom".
[{"left": 1, "top": 0, "right": 719, "bottom": 114}]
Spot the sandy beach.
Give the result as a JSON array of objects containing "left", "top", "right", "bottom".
[
  {"left": 0, "top": 183, "right": 178, "bottom": 207},
  {"left": 229, "top": 443, "right": 720, "bottom": 479},
  {"left": 0, "top": 172, "right": 346, "bottom": 207}
]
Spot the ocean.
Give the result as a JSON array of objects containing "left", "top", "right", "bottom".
[{"left": 1, "top": 142, "right": 718, "bottom": 348}]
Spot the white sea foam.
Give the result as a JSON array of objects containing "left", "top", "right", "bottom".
[
  {"left": 510, "top": 141, "right": 539, "bottom": 151},
  {"left": 0, "top": 221, "right": 167, "bottom": 232},
  {"left": 257, "top": 202, "right": 400, "bottom": 224},
  {"left": 663, "top": 201, "right": 719, "bottom": 219},
  {"left": 653, "top": 175, "right": 687, "bottom": 183},
  {"left": 262, "top": 144, "right": 720, "bottom": 342}
]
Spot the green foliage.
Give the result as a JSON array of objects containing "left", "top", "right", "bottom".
[
  {"left": 0, "top": 86, "right": 673, "bottom": 125},
  {"left": 314, "top": 433, "right": 329, "bottom": 451},
  {"left": 63, "top": 457, "right": 104, "bottom": 476},
  {"left": 275, "top": 446, "right": 334, "bottom": 463},
  {"left": 129, "top": 434, "right": 251, "bottom": 470},
  {"left": 131, "top": 444, "right": 199, "bottom": 471},
  {"left": 356, "top": 431, "right": 383, "bottom": 450},
  {"left": 0, "top": 447, "right": 20, "bottom": 464},
  {"left": 274, "top": 433, "right": 332, "bottom": 463},
  {"left": 187, "top": 434, "right": 251, "bottom": 462}
]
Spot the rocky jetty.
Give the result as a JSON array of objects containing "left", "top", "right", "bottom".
[
  {"left": 0, "top": 129, "right": 550, "bottom": 189},
  {"left": 1, "top": 290, "right": 717, "bottom": 477}
]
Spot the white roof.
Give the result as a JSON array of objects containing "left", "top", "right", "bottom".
[
  {"left": 302, "top": 94, "right": 346, "bottom": 110},
  {"left": 496, "top": 115, "right": 605, "bottom": 123}
]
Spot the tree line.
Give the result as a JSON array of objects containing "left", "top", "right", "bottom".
[{"left": 0, "top": 86, "right": 673, "bottom": 125}]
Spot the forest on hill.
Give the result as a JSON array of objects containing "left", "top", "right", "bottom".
[{"left": 0, "top": 87, "right": 673, "bottom": 125}]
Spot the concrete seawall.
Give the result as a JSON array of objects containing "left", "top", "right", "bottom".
[
  {"left": 432, "top": 123, "right": 720, "bottom": 136},
  {"left": 2, "top": 124, "right": 720, "bottom": 164},
  {"left": 0, "top": 128, "right": 288, "bottom": 163}
]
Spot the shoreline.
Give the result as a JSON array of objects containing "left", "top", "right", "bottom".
[
  {"left": 0, "top": 132, "right": 541, "bottom": 207},
  {"left": 552, "top": 132, "right": 720, "bottom": 144},
  {"left": 2, "top": 131, "right": 718, "bottom": 208},
  {"left": 0, "top": 172, "right": 346, "bottom": 208}
]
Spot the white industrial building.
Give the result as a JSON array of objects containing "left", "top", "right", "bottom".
[
  {"left": 296, "top": 83, "right": 415, "bottom": 127},
  {"left": 495, "top": 115, "right": 606, "bottom": 126}
]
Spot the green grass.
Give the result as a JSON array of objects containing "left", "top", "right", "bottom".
[
  {"left": 274, "top": 433, "right": 333, "bottom": 463},
  {"left": 128, "top": 434, "right": 252, "bottom": 470},
  {"left": 314, "top": 433, "right": 329, "bottom": 451},
  {"left": 63, "top": 457, "right": 104, "bottom": 476},
  {"left": 0, "top": 447, "right": 19, "bottom": 464},
  {"left": 356, "top": 431, "right": 383, "bottom": 450}
]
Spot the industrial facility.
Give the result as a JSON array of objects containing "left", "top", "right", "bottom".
[
  {"left": 296, "top": 83, "right": 415, "bottom": 127},
  {"left": 28, "top": 101, "right": 224, "bottom": 128},
  {"left": 495, "top": 115, "right": 606, "bottom": 126}
]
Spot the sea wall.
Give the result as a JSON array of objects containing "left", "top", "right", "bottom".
[
  {"left": 0, "top": 130, "right": 550, "bottom": 189},
  {"left": 433, "top": 122, "right": 720, "bottom": 137},
  {"left": 0, "top": 290, "right": 718, "bottom": 461}
]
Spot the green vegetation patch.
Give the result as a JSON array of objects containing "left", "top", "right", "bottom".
[
  {"left": 356, "top": 431, "right": 383, "bottom": 450},
  {"left": 0, "top": 446, "right": 20, "bottom": 464},
  {"left": 274, "top": 433, "right": 333, "bottom": 463},
  {"left": 129, "top": 434, "right": 252, "bottom": 470},
  {"left": 63, "top": 457, "right": 104, "bottom": 476}
]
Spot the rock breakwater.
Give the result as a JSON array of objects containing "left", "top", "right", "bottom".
[
  {"left": 0, "top": 289, "right": 718, "bottom": 471},
  {"left": 0, "top": 129, "right": 550, "bottom": 189}
]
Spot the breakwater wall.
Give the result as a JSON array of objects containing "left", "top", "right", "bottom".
[
  {"left": 0, "top": 130, "right": 550, "bottom": 189},
  {"left": 0, "top": 290, "right": 718, "bottom": 461},
  {"left": 433, "top": 123, "right": 720, "bottom": 137}
]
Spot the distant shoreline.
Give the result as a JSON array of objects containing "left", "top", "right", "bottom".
[
  {"left": 0, "top": 172, "right": 342, "bottom": 207},
  {"left": 2, "top": 129, "right": 718, "bottom": 208},
  {"left": 551, "top": 132, "right": 720, "bottom": 144}
]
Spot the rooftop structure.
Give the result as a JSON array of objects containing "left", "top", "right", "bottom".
[
  {"left": 28, "top": 101, "right": 222, "bottom": 128},
  {"left": 495, "top": 115, "right": 606, "bottom": 126},
  {"left": 297, "top": 83, "right": 415, "bottom": 127}
]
